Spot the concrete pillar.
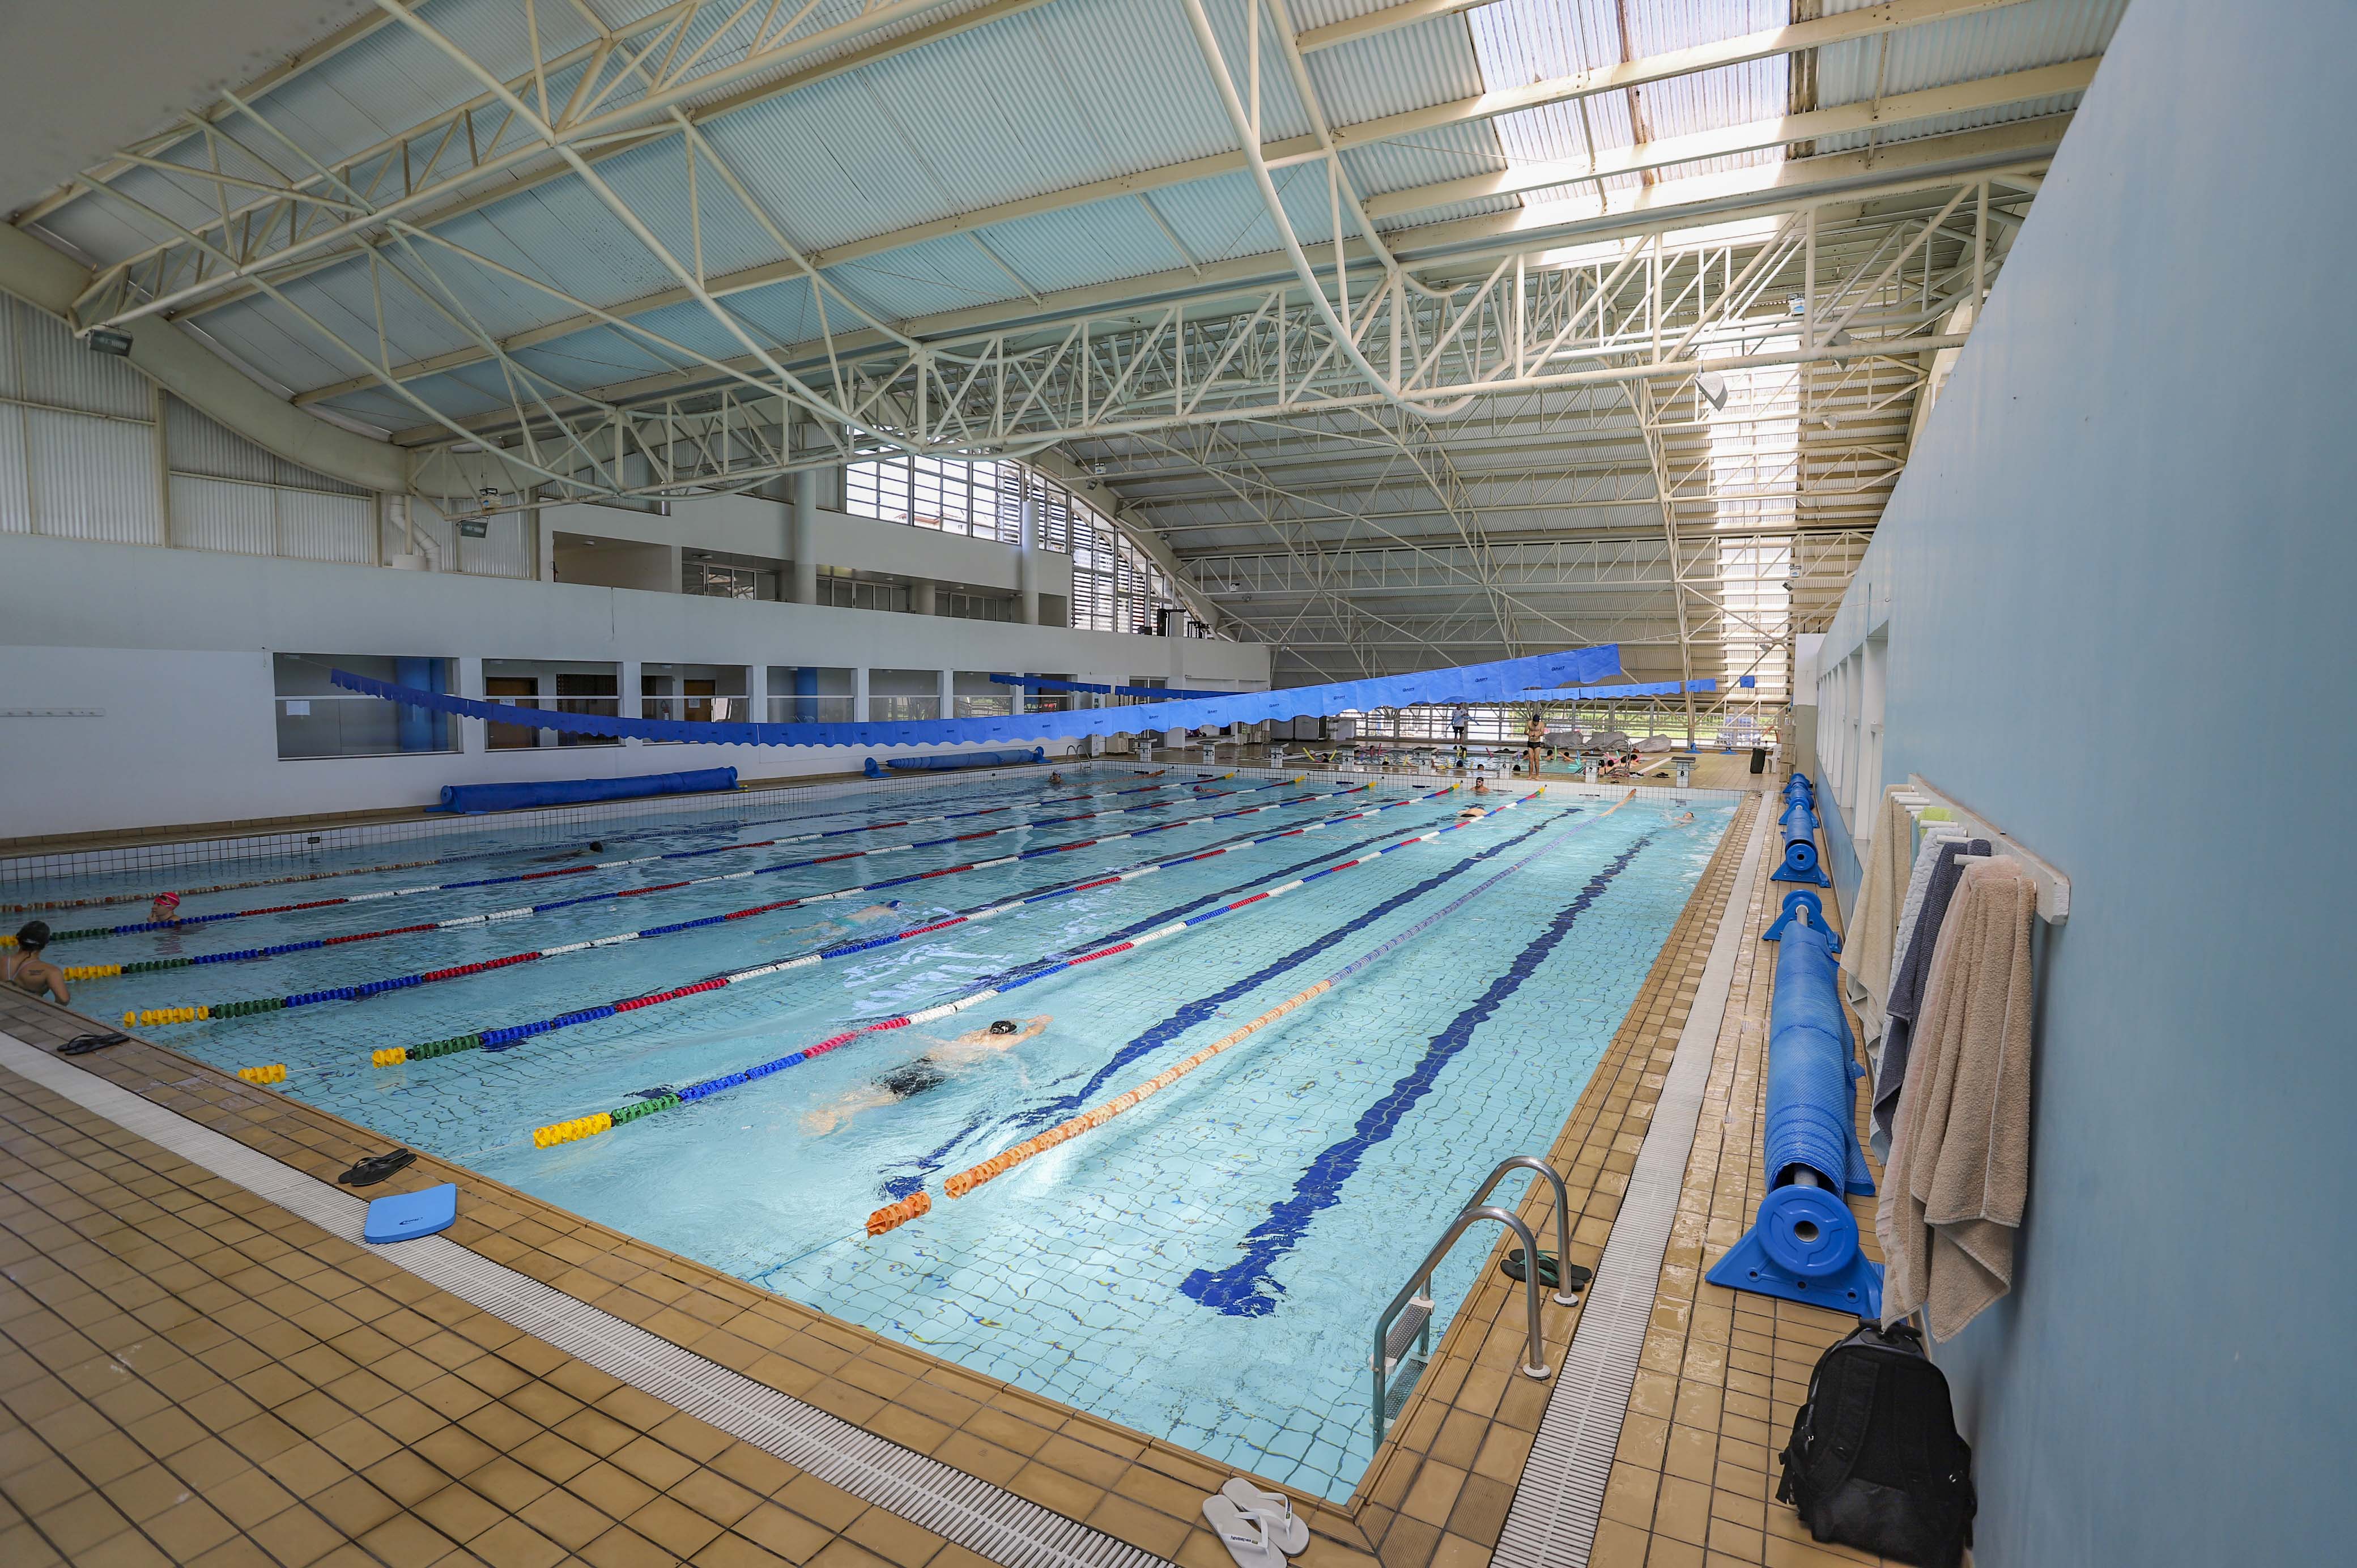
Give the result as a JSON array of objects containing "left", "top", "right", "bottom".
[
  {"left": 1017, "top": 498, "right": 1040, "bottom": 625},
  {"left": 746, "top": 663, "right": 768, "bottom": 727},
  {"left": 790, "top": 468, "right": 819, "bottom": 605},
  {"left": 911, "top": 578, "right": 937, "bottom": 616},
  {"left": 456, "top": 658, "right": 485, "bottom": 753},
  {"left": 853, "top": 665, "right": 871, "bottom": 722},
  {"left": 936, "top": 667, "right": 955, "bottom": 722},
  {"left": 619, "top": 659, "right": 643, "bottom": 749}
]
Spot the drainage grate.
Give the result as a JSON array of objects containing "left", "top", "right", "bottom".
[
  {"left": 0, "top": 1034, "right": 1168, "bottom": 1568},
  {"left": 1491, "top": 802, "right": 1771, "bottom": 1568}
]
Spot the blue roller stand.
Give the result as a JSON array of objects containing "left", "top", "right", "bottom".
[
  {"left": 1706, "top": 907, "right": 1882, "bottom": 1318},
  {"left": 1773, "top": 794, "right": 1831, "bottom": 887}
]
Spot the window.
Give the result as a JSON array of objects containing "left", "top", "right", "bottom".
[
  {"left": 867, "top": 668, "right": 941, "bottom": 722},
  {"left": 842, "top": 451, "right": 1214, "bottom": 637},
  {"left": 943, "top": 591, "right": 1018, "bottom": 622},
  {"left": 767, "top": 666, "right": 856, "bottom": 723},
  {"left": 816, "top": 566, "right": 908, "bottom": 613},
  {"left": 640, "top": 664, "right": 749, "bottom": 727},
  {"left": 952, "top": 672, "right": 1016, "bottom": 718},
  {"left": 684, "top": 561, "right": 776, "bottom": 600},
  {"left": 482, "top": 660, "right": 621, "bottom": 749},
  {"left": 273, "top": 653, "right": 454, "bottom": 760}
]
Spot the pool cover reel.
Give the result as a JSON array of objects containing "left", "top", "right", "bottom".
[
  {"left": 436, "top": 768, "right": 738, "bottom": 814},
  {"left": 1705, "top": 888, "right": 1882, "bottom": 1318},
  {"left": 865, "top": 748, "right": 1043, "bottom": 776},
  {"left": 1773, "top": 770, "right": 1832, "bottom": 887}
]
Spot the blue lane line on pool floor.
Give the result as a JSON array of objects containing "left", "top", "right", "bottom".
[
  {"left": 1179, "top": 834, "right": 1655, "bottom": 1318},
  {"left": 868, "top": 812, "right": 1572, "bottom": 1202}
]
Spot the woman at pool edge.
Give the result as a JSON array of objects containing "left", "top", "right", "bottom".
[
  {"left": 801, "top": 1016, "right": 1052, "bottom": 1135},
  {"left": 4, "top": 923, "right": 68, "bottom": 1004}
]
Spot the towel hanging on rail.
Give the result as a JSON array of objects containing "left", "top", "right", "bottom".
[
  {"left": 1841, "top": 786, "right": 1919, "bottom": 1037},
  {"left": 1877, "top": 858, "right": 2038, "bottom": 1339},
  {"left": 1876, "top": 837, "right": 1990, "bottom": 1148}
]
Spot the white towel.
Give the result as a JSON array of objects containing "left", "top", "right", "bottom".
[
  {"left": 1887, "top": 825, "right": 1968, "bottom": 1022},
  {"left": 1840, "top": 786, "right": 1918, "bottom": 1037}
]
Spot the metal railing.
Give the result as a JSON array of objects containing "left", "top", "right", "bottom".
[{"left": 1370, "top": 1156, "right": 1581, "bottom": 1446}]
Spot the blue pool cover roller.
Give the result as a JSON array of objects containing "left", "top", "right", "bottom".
[
  {"left": 863, "top": 747, "right": 1045, "bottom": 777},
  {"left": 1706, "top": 893, "right": 1882, "bottom": 1318},
  {"left": 437, "top": 769, "right": 737, "bottom": 813},
  {"left": 1773, "top": 773, "right": 1831, "bottom": 886}
]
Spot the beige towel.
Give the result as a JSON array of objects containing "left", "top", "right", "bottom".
[
  {"left": 1840, "top": 785, "right": 1917, "bottom": 1037},
  {"left": 1877, "top": 858, "right": 2037, "bottom": 1339}
]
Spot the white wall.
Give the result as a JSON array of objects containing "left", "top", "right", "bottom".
[
  {"left": 0, "top": 533, "right": 1267, "bottom": 838},
  {"left": 1806, "top": 3, "right": 2355, "bottom": 1561}
]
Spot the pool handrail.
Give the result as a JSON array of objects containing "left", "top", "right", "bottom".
[{"left": 1371, "top": 1198, "right": 1555, "bottom": 1447}]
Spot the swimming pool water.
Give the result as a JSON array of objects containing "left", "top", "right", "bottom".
[{"left": 15, "top": 768, "right": 1731, "bottom": 1498}]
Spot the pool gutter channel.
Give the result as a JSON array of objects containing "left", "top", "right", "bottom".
[
  {"left": 0, "top": 1028, "right": 1171, "bottom": 1568},
  {"left": 1490, "top": 797, "right": 1771, "bottom": 1568}
]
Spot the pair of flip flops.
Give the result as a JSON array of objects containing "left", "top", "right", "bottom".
[
  {"left": 58, "top": 1032, "right": 129, "bottom": 1056},
  {"left": 338, "top": 1149, "right": 416, "bottom": 1187},
  {"left": 1501, "top": 1249, "right": 1594, "bottom": 1293},
  {"left": 1202, "top": 1478, "right": 1307, "bottom": 1568}
]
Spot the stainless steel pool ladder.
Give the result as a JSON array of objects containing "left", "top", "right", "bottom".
[{"left": 1369, "top": 1156, "right": 1580, "bottom": 1446}]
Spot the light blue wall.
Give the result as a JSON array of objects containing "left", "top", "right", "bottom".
[{"left": 1807, "top": 2, "right": 2355, "bottom": 1562}]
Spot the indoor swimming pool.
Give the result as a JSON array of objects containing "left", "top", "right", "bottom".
[{"left": 6, "top": 766, "right": 1733, "bottom": 1498}]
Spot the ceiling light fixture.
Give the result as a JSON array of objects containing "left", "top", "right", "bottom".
[
  {"left": 81, "top": 328, "right": 133, "bottom": 356},
  {"left": 1696, "top": 370, "right": 1729, "bottom": 411}
]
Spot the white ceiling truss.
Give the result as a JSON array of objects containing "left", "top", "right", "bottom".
[{"left": 14, "top": 0, "right": 2120, "bottom": 696}]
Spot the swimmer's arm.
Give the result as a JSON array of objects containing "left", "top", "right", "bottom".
[{"left": 42, "top": 964, "right": 67, "bottom": 1005}]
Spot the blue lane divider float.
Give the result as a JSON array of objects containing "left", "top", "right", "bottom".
[
  {"left": 1706, "top": 888, "right": 1881, "bottom": 1318},
  {"left": 1772, "top": 770, "right": 1832, "bottom": 887},
  {"left": 437, "top": 768, "right": 738, "bottom": 814},
  {"left": 866, "top": 748, "right": 1043, "bottom": 777}
]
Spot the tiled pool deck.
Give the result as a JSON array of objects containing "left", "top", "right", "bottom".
[{"left": 0, "top": 786, "right": 1898, "bottom": 1568}]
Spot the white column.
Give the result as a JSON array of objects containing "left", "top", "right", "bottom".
[
  {"left": 936, "top": 667, "right": 955, "bottom": 722},
  {"left": 745, "top": 663, "right": 768, "bottom": 727},
  {"left": 853, "top": 665, "right": 871, "bottom": 722},
  {"left": 619, "top": 659, "right": 643, "bottom": 749},
  {"left": 790, "top": 420, "right": 821, "bottom": 605},
  {"left": 456, "top": 657, "right": 485, "bottom": 753},
  {"left": 1017, "top": 498, "right": 1040, "bottom": 625},
  {"left": 911, "top": 578, "right": 937, "bottom": 616}
]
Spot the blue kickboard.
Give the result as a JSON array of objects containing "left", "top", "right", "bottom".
[{"left": 363, "top": 1183, "right": 457, "bottom": 1244}]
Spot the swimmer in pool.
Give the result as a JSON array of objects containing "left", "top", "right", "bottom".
[
  {"left": 800, "top": 1016, "right": 1050, "bottom": 1135},
  {"left": 768, "top": 901, "right": 900, "bottom": 945},
  {"left": 1049, "top": 771, "right": 1066, "bottom": 787},
  {"left": 3, "top": 923, "right": 67, "bottom": 1005},
  {"left": 1473, "top": 777, "right": 1492, "bottom": 795},
  {"left": 529, "top": 840, "right": 606, "bottom": 863},
  {"left": 1666, "top": 808, "right": 1695, "bottom": 825},
  {"left": 148, "top": 892, "right": 182, "bottom": 926}
]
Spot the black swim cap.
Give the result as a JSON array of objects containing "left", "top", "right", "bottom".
[
  {"left": 15, "top": 921, "right": 50, "bottom": 952},
  {"left": 988, "top": 1019, "right": 1019, "bottom": 1035}
]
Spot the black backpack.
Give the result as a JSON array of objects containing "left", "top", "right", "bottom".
[{"left": 1778, "top": 1320, "right": 1976, "bottom": 1567}]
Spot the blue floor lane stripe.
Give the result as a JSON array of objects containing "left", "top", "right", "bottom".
[{"left": 1179, "top": 834, "right": 1656, "bottom": 1317}]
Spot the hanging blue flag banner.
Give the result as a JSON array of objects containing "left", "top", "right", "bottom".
[{"left": 327, "top": 645, "right": 1622, "bottom": 749}]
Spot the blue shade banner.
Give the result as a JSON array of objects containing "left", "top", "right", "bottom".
[
  {"left": 1528, "top": 678, "right": 1719, "bottom": 699},
  {"left": 327, "top": 645, "right": 1620, "bottom": 750},
  {"left": 987, "top": 674, "right": 1240, "bottom": 700}
]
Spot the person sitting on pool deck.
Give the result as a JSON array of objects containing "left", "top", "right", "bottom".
[
  {"left": 801, "top": 1016, "right": 1052, "bottom": 1134},
  {"left": 4, "top": 923, "right": 68, "bottom": 1004}
]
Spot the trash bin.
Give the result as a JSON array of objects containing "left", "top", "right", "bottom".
[{"left": 1748, "top": 747, "right": 1768, "bottom": 774}]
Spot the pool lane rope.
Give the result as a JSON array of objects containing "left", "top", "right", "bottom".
[
  {"left": 125, "top": 780, "right": 1352, "bottom": 1029},
  {"left": 393, "top": 783, "right": 1440, "bottom": 1070},
  {"left": 51, "top": 776, "right": 1271, "bottom": 980},
  {"left": 2, "top": 769, "right": 1186, "bottom": 919},
  {"left": 892, "top": 790, "right": 1637, "bottom": 1230},
  {"left": 29, "top": 773, "right": 1232, "bottom": 953},
  {"left": 531, "top": 786, "right": 1545, "bottom": 1151}
]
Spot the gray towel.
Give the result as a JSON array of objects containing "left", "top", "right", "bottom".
[{"left": 1872, "top": 837, "right": 1991, "bottom": 1147}]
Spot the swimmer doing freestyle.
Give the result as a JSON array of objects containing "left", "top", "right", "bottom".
[{"left": 800, "top": 1015, "right": 1050, "bottom": 1134}]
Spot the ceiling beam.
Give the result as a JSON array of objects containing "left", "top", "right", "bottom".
[{"left": 1364, "top": 58, "right": 2099, "bottom": 219}]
